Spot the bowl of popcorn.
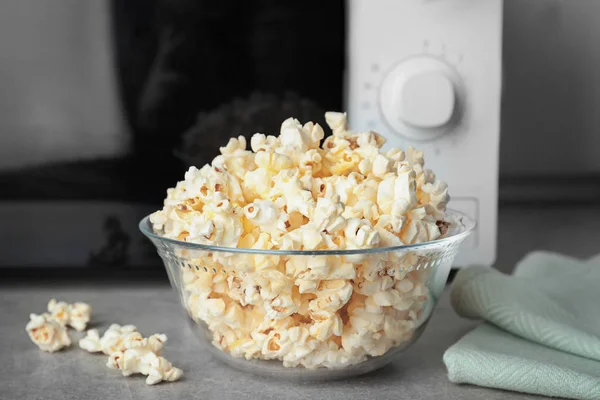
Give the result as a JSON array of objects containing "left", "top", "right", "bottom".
[{"left": 141, "top": 112, "right": 475, "bottom": 380}]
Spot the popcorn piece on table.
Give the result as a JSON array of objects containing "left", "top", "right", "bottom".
[
  {"left": 47, "top": 298, "right": 92, "bottom": 332},
  {"left": 79, "top": 323, "right": 138, "bottom": 354},
  {"left": 106, "top": 332, "right": 182, "bottom": 385},
  {"left": 26, "top": 313, "right": 71, "bottom": 353}
]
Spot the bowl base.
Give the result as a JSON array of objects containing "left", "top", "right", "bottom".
[{"left": 187, "top": 317, "right": 428, "bottom": 381}]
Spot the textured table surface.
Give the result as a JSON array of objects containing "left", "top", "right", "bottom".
[{"left": 0, "top": 283, "right": 550, "bottom": 400}]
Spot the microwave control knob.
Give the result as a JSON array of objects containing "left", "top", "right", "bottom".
[
  {"left": 379, "top": 56, "right": 463, "bottom": 141},
  {"left": 398, "top": 72, "right": 454, "bottom": 128}
]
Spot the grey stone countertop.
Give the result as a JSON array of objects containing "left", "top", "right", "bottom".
[
  {"left": 4, "top": 204, "right": 599, "bottom": 400},
  {"left": 1, "top": 283, "right": 548, "bottom": 400}
]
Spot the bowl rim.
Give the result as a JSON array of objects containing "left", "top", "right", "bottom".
[{"left": 139, "top": 209, "right": 475, "bottom": 256}]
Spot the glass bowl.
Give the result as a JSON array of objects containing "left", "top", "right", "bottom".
[{"left": 140, "top": 209, "right": 474, "bottom": 381}]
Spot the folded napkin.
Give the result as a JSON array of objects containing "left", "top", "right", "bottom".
[{"left": 443, "top": 252, "right": 600, "bottom": 400}]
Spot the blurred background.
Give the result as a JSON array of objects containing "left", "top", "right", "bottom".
[{"left": 0, "top": 0, "right": 598, "bottom": 278}]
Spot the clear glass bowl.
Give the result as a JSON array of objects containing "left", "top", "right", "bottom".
[{"left": 140, "top": 209, "right": 474, "bottom": 381}]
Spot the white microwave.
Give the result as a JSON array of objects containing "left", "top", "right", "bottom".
[
  {"left": 346, "top": 0, "right": 503, "bottom": 267},
  {"left": 0, "top": 0, "right": 501, "bottom": 269}
]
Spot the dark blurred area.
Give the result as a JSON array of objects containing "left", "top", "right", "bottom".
[
  {"left": 1, "top": 0, "right": 344, "bottom": 203},
  {"left": 0, "top": 0, "right": 344, "bottom": 274}
]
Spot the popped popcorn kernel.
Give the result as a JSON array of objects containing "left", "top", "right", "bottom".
[
  {"left": 26, "top": 313, "right": 71, "bottom": 353},
  {"left": 106, "top": 332, "right": 182, "bottom": 385},
  {"left": 47, "top": 299, "right": 91, "bottom": 332},
  {"left": 79, "top": 324, "right": 138, "bottom": 355}
]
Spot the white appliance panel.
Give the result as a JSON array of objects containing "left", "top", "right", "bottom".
[{"left": 347, "top": 0, "right": 503, "bottom": 267}]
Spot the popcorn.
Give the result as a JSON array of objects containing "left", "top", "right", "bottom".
[
  {"left": 373, "top": 215, "right": 405, "bottom": 247},
  {"left": 26, "top": 313, "right": 71, "bottom": 353},
  {"left": 286, "top": 255, "right": 330, "bottom": 281},
  {"left": 184, "top": 271, "right": 218, "bottom": 298},
  {"left": 302, "top": 121, "right": 326, "bottom": 148},
  {"left": 282, "top": 326, "right": 320, "bottom": 366},
  {"left": 299, "top": 149, "right": 323, "bottom": 174},
  {"left": 220, "top": 135, "right": 247, "bottom": 155},
  {"left": 326, "top": 260, "right": 356, "bottom": 280},
  {"left": 188, "top": 212, "right": 243, "bottom": 248},
  {"left": 358, "top": 158, "right": 372, "bottom": 175},
  {"left": 152, "top": 111, "right": 452, "bottom": 369},
  {"left": 297, "top": 340, "right": 365, "bottom": 369},
  {"left": 312, "top": 196, "right": 346, "bottom": 234},
  {"left": 355, "top": 130, "right": 386, "bottom": 150},
  {"left": 286, "top": 189, "right": 316, "bottom": 219},
  {"left": 264, "top": 293, "right": 297, "bottom": 320},
  {"left": 250, "top": 133, "right": 279, "bottom": 152},
  {"left": 197, "top": 298, "right": 226, "bottom": 321},
  {"left": 373, "top": 289, "right": 414, "bottom": 311},
  {"left": 383, "top": 316, "right": 415, "bottom": 344},
  {"left": 255, "top": 151, "right": 294, "bottom": 172},
  {"left": 243, "top": 201, "right": 288, "bottom": 241},
  {"left": 401, "top": 218, "right": 441, "bottom": 245},
  {"left": 281, "top": 223, "right": 324, "bottom": 250},
  {"left": 372, "top": 154, "right": 394, "bottom": 178},
  {"left": 353, "top": 178, "right": 379, "bottom": 204},
  {"left": 187, "top": 165, "right": 244, "bottom": 205},
  {"left": 421, "top": 180, "right": 450, "bottom": 211},
  {"left": 79, "top": 329, "right": 103, "bottom": 352},
  {"left": 261, "top": 328, "right": 294, "bottom": 359},
  {"left": 340, "top": 298, "right": 392, "bottom": 357},
  {"left": 244, "top": 269, "right": 291, "bottom": 303},
  {"left": 295, "top": 278, "right": 319, "bottom": 294},
  {"left": 321, "top": 343, "right": 367, "bottom": 369},
  {"left": 107, "top": 332, "right": 182, "bottom": 385},
  {"left": 377, "top": 166, "right": 418, "bottom": 217},
  {"left": 47, "top": 298, "right": 92, "bottom": 332},
  {"left": 324, "top": 149, "right": 362, "bottom": 176},
  {"left": 344, "top": 219, "right": 380, "bottom": 250},
  {"left": 309, "top": 309, "right": 343, "bottom": 341},
  {"left": 27, "top": 299, "right": 183, "bottom": 387},
  {"left": 79, "top": 324, "right": 138, "bottom": 354},
  {"left": 329, "top": 173, "right": 362, "bottom": 205},
  {"left": 279, "top": 118, "right": 312, "bottom": 153},
  {"left": 324, "top": 111, "right": 348, "bottom": 136},
  {"left": 343, "top": 200, "right": 380, "bottom": 222},
  {"left": 243, "top": 168, "right": 274, "bottom": 201},
  {"left": 354, "top": 274, "right": 395, "bottom": 296},
  {"left": 226, "top": 275, "right": 247, "bottom": 305},
  {"left": 309, "top": 279, "right": 353, "bottom": 312},
  {"left": 215, "top": 137, "right": 256, "bottom": 180},
  {"left": 386, "top": 148, "right": 406, "bottom": 162},
  {"left": 406, "top": 146, "right": 424, "bottom": 166}
]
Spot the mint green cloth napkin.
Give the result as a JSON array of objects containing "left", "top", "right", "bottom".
[{"left": 443, "top": 252, "right": 600, "bottom": 399}]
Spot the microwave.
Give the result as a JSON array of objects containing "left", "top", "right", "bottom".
[{"left": 0, "top": 0, "right": 500, "bottom": 269}]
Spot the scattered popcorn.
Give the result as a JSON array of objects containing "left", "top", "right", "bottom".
[
  {"left": 151, "top": 112, "right": 452, "bottom": 369},
  {"left": 26, "top": 313, "right": 71, "bottom": 353},
  {"left": 107, "top": 332, "right": 183, "bottom": 385},
  {"left": 26, "top": 300, "right": 183, "bottom": 386},
  {"left": 79, "top": 324, "right": 138, "bottom": 355},
  {"left": 47, "top": 299, "right": 92, "bottom": 332}
]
